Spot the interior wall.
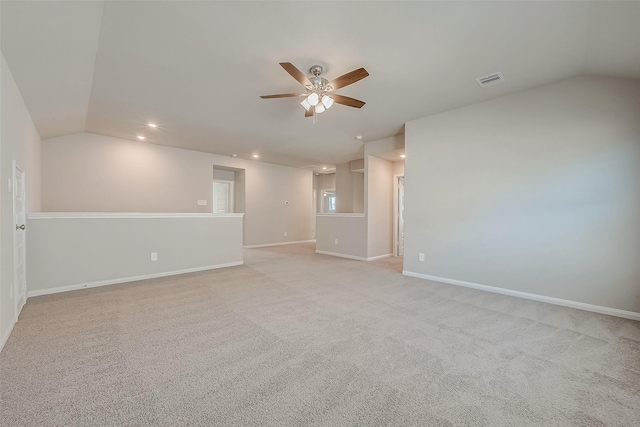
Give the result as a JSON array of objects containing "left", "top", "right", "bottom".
[
  {"left": 352, "top": 171, "right": 365, "bottom": 214},
  {"left": 366, "top": 155, "right": 394, "bottom": 258},
  {"left": 393, "top": 160, "right": 405, "bottom": 176},
  {"left": 335, "top": 162, "right": 364, "bottom": 214},
  {"left": 40, "top": 132, "right": 313, "bottom": 246},
  {"left": 404, "top": 76, "right": 640, "bottom": 314},
  {"left": 27, "top": 214, "right": 243, "bottom": 294},
  {"left": 234, "top": 170, "right": 246, "bottom": 213},
  {"left": 212, "top": 168, "right": 235, "bottom": 181},
  {"left": 315, "top": 214, "right": 368, "bottom": 259},
  {"left": 1, "top": 52, "right": 42, "bottom": 350}
]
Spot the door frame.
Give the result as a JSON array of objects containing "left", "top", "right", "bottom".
[
  {"left": 393, "top": 174, "right": 405, "bottom": 257},
  {"left": 12, "top": 161, "right": 26, "bottom": 320}
]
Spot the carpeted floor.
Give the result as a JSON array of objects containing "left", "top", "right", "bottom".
[{"left": 1, "top": 242, "right": 639, "bottom": 426}]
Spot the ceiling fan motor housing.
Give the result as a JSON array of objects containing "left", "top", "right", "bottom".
[{"left": 308, "top": 66, "right": 329, "bottom": 91}]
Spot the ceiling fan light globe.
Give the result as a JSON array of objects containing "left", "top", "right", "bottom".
[
  {"left": 315, "top": 103, "right": 326, "bottom": 114},
  {"left": 307, "top": 92, "right": 319, "bottom": 106},
  {"left": 321, "top": 95, "right": 334, "bottom": 109},
  {"left": 301, "top": 99, "right": 312, "bottom": 111}
]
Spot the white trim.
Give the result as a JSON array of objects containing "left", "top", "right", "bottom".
[
  {"left": 244, "top": 240, "right": 316, "bottom": 249},
  {"left": 402, "top": 271, "right": 640, "bottom": 321},
  {"left": 316, "top": 250, "right": 367, "bottom": 261},
  {"left": 316, "top": 213, "right": 365, "bottom": 218},
  {"left": 315, "top": 250, "right": 392, "bottom": 262},
  {"left": 367, "top": 253, "right": 393, "bottom": 261},
  {"left": 27, "top": 261, "right": 244, "bottom": 298},
  {"left": 27, "top": 212, "right": 245, "bottom": 220},
  {"left": 393, "top": 174, "right": 404, "bottom": 257}
]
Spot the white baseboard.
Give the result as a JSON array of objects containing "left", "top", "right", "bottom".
[
  {"left": 27, "top": 261, "right": 244, "bottom": 298},
  {"left": 367, "top": 253, "right": 393, "bottom": 261},
  {"left": 316, "top": 250, "right": 393, "bottom": 262},
  {"left": 316, "top": 250, "right": 367, "bottom": 261},
  {"left": 244, "top": 240, "right": 315, "bottom": 249},
  {"left": 402, "top": 271, "right": 640, "bottom": 321}
]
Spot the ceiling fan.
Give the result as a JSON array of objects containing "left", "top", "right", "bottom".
[{"left": 260, "top": 62, "right": 369, "bottom": 122}]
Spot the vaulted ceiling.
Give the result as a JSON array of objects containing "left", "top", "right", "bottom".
[{"left": 2, "top": 1, "right": 639, "bottom": 169}]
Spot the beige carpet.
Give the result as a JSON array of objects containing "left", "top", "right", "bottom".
[{"left": 1, "top": 242, "right": 639, "bottom": 426}]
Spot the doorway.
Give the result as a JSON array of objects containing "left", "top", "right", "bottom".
[
  {"left": 13, "top": 162, "right": 26, "bottom": 318},
  {"left": 394, "top": 175, "right": 405, "bottom": 256}
]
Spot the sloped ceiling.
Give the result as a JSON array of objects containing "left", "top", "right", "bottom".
[{"left": 2, "top": 1, "right": 639, "bottom": 169}]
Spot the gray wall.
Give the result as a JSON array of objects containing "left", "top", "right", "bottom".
[
  {"left": 316, "top": 214, "right": 367, "bottom": 259},
  {"left": 366, "top": 155, "right": 394, "bottom": 258},
  {"left": 335, "top": 162, "right": 364, "bottom": 214},
  {"left": 40, "top": 133, "right": 313, "bottom": 246},
  {"left": 26, "top": 214, "right": 243, "bottom": 294},
  {"left": 1, "top": 52, "right": 42, "bottom": 349},
  {"left": 404, "top": 76, "right": 640, "bottom": 313}
]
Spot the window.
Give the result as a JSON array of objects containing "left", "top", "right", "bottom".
[{"left": 323, "top": 189, "right": 336, "bottom": 213}]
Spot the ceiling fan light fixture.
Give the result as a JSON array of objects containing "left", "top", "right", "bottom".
[
  {"left": 315, "top": 103, "right": 326, "bottom": 114},
  {"left": 300, "top": 98, "right": 312, "bottom": 111},
  {"left": 321, "top": 95, "right": 334, "bottom": 109},
  {"left": 307, "top": 92, "right": 319, "bottom": 106}
]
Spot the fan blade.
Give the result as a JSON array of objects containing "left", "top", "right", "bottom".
[
  {"left": 305, "top": 108, "right": 313, "bottom": 117},
  {"left": 333, "top": 94, "right": 366, "bottom": 108},
  {"left": 260, "top": 93, "right": 305, "bottom": 99},
  {"left": 280, "top": 62, "right": 312, "bottom": 87},
  {"left": 328, "top": 68, "right": 369, "bottom": 90}
]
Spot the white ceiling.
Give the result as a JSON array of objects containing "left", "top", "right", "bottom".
[{"left": 2, "top": 1, "right": 639, "bottom": 169}]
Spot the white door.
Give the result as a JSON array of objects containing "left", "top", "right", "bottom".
[
  {"left": 213, "top": 180, "right": 234, "bottom": 213},
  {"left": 13, "top": 163, "right": 26, "bottom": 317}
]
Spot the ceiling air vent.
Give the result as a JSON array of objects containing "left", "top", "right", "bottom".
[{"left": 475, "top": 72, "right": 505, "bottom": 88}]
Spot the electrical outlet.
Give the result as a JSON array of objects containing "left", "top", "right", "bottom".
[
  {"left": 419, "top": 253, "right": 425, "bottom": 262},
  {"left": 334, "top": 238, "right": 339, "bottom": 245},
  {"left": 197, "top": 200, "right": 207, "bottom": 206},
  {"left": 284, "top": 231, "right": 287, "bottom": 237},
  {"left": 151, "top": 252, "right": 158, "bottom": 261}
]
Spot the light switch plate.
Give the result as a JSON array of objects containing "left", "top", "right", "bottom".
[{"left": 197, "top": 200, "right": 207, "bottom": 206}]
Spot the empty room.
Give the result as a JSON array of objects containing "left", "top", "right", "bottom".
[{"left": 1, "top": 1, "right": 639, "bottom": 425}]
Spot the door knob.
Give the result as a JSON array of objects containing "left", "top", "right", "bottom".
[{"left": 16, "top": 224, "right": 25, "bottom": 230}]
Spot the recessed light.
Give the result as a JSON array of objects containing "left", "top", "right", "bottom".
[
  {"left": 355, "top": 135, "right": 363, "bottom": 140},
  {"left": 322, "top": 167, "right": 327, "bottom": 170},
  {"left": 147, "top": 123, "right": 157, "bottom": 128},
  {"left": 137, "top": 135, "right": 145, "bottom": 140},
  {"left": 231, "top": 154, "right": 238, "bottom": 158},
  {"left": 400, "top": 154, "right": 406, "bottom": 158},
  {"left": 252, "top": 154, "right": 260, "bottom": 158}
]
